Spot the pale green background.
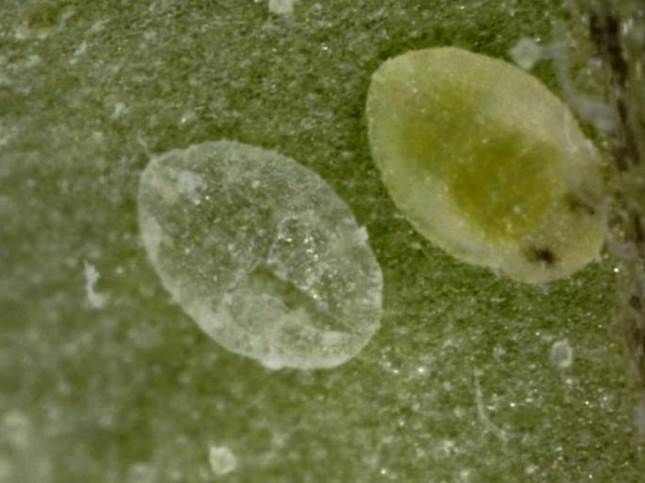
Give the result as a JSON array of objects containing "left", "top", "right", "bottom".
[{"left": 0, "top": 1, "right": 641, "bottom": 482}]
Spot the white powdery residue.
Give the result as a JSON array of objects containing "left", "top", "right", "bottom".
[
  {"left": 70, "top": 41, "right": 88, "bottom": 64},
  {"left": 83, "top": 261, "right": 107, "bottom": 308},
  {"left": 550, "top": 339, "right": 573, "bottom": 368},
  {"left": 436, "top": 438, "right": 456, "bottom": 457},
  {"left": 89, "top": 19, "right": 108, "bottom": 34},
  {"left": 509, "top": 37, "right": 543, "bottom": 70},
  {"left": 458, "top": 469, "right": 472, "bottom": 482},
  {"left": 111, "top": 102, "right": 127, "bottom": 120},
  {"left": 525, "top": 464, "right": 539, "bottom": 475},
  {"left": 208, "top": 445, "right": 237, "bottom": 476},
  {"left": 268, "top": 0, "right": 299, "bottom": 15},
  {"left": 473, "top": 370, "right": 509, "bottom": 442}
]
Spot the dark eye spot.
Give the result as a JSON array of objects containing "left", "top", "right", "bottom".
[
  {"left": 526, "top": 246, "right": 557, "bottom": 266},
  {"left": 565, "top": 193, "right": 596, "bottom": 216}
]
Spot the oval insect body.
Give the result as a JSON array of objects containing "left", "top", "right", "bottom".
[
  {"left": 366, "top": 47, "right": 607, "bottom": 283},
  {"left": 138, "top": 140, "right": 383, "bottom": 369}
]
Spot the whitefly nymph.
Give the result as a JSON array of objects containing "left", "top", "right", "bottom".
[
  {"left": 138, "top": 140, "right": 383, "bottom": 369},
  {"left": 366, "top": 47, "right": 607, "bottom": 283}
]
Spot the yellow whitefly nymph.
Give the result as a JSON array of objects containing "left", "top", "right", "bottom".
[{"left": 366, "top": 47, "right": 607, "bottom": 284}]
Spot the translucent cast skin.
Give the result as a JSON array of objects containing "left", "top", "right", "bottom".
[
  {"left": 138, "top": 140, "right": 382, "bottom": 369},
  {"left": 366, "top": 47, "right": 607, "bottom": 283}
]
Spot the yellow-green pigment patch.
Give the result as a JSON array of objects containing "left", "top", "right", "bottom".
[
  {"left": 446, "top": 124, "right": 560, "bottom": 241},
  {"left": 366, "top": 47, "right": 607, "bottom": 283}
]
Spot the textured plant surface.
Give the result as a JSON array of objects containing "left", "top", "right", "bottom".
[
  {"left": 568, "top": 0, "right": 645, "bottom": 397},
  {"left": 1, "top": 1, "right": 643, "bottom": 482}
]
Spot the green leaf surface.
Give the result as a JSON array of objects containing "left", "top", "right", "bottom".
[{"left": 1, "top": 1, "right": 642, "bottom": 482}]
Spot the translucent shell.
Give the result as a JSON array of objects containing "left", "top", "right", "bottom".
[{"left": 138, "top": 140, "right": 383, "bottom": 369}]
